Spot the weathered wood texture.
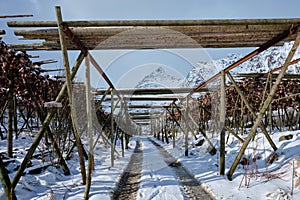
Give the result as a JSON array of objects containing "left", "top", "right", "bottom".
[{"left": 7, "top": 19, "right": 300, "bottom": 50}]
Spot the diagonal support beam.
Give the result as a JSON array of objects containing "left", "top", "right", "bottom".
[
  {"left": 11, "top": 52, "right": 85, "bottom": 189},
  {"left": 55, "top": 6, "right": 87, "bottom": 184},
  {"left": 61, "top": 18, "right": 136, "bottom": 135},
  {"left": 194, "top": 23, "right": 300, "bottom": 93},
  {"left": 226, "top": 72, "right": 277, "bottom": 151},
  {"left": 227, "top": 27, "right": 300, "bottom": 181}
]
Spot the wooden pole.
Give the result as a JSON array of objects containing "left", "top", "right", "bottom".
[
  {"left": 220, "top": 70, "right": 226, "bottom": 175},
  {"left": 11, "top": 52, "right": 84, "bottom": 189},
  {"left": 269, "top": 74, "right": 273, "bottom": 133},
  {"left": 0, "top": 14, "right": 32, "bottom": 18},
  {"left": 84, "top": 54, "right": 93, "bottom": 199},
  {"left": 111, "top": 88, "right": 114, "bottom": 167},
  {"left": 13, "top": 95, "right": 18, "bottom": 139},
  {"left": 120, "top": 101, "right": 125, "bottom": 157},
  {"left": 0, "top": 156, "right": 17, "bottom": 200},
  {"left": 7, "top": 71, "right": 14, "bottom": 158},
  {"left": 55, "top": 6, "right": 86, "bottom": 184},
  {"left": 7, "top": 18, "right": 300, "bottom": 27},
  {"left": 171, "top": 104, "right": 176, "bottom": 148},
  {"left": 185, "top": 96, "right": 189, "bottom": 156},
  {"left": 226, "top": 72, "right": 277, "bottom": 151},
  {"left": 227, "top": 28, "right": 300, "bottom": 181}
]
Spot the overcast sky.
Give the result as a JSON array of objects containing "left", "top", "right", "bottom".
[{"left": 1, "top": 0, "right": 300, "bottom": 88}]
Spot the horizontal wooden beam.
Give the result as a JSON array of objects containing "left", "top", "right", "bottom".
[
  {"left": 95, "top": 87, "right": 206, "bottom": 95},
  {"left": 135, "top": 122, "right": 150, "bottom": 125},
  {"left": 0, "top": 30, "right": 5, "bottom": 35},
  {"left": 129, "top": 111, "right": 162, "bottom": 116},
  {"left": 7, "top": 18, "right": 300, "bottom": 27},
  {"left": 8, "top": 41, "right": 288, "bottom": 50},
  {"left": 14, "top": 27, "right": 289, "bottom": 38},
  {"left": 106, "top": 105, "right": 168, "bottom": 109},
  {"left": 130, "top": 116, "right": 159, "bottom": 120},
  {"left": 235, "top": 73, "right": 300, "bottom": 79},
  {"left": 0, "top": 14, "right": 33, "bottom": 19},
  {"left": 8, "top": 18, "right": 300, "bottom": 50},
  {"left": 105, "top": 96, "right": 180, "bottom": 102}
]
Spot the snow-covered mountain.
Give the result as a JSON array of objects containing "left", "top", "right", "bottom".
[
  {"left": 135, "top": 42, "right": 300, "bottom": 88},
  {"left": 135, "top": 66, "right": 186, "bottom": 88},
  {"left": 214, "top": 41, "right": 300, "bottom": 74}
]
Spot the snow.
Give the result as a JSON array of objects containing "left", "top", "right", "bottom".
[
  {"left": 156, "top": 129, "right": 300, "bottom": 199},
  {"left": 1, "top": 42, "right": 300, "bottom": 199},
  {"left": 138, "top": 137, "right": 184, "bottom": 200},
  {"left": 1, "top": 128, "right": 300, "bottom": 199},
  {"left": 0, "top": 135, "right": 136, "bottom": 199}
]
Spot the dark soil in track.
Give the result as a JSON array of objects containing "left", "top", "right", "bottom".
[
  {"left": 112, "top": 140, "right": 143, "bottom": 200},
  {"left": 113, "top": 138, "right": 215, "bottom": 199},
  {"left": 149, "top": 138, "right": 215, "bottom": 200}
]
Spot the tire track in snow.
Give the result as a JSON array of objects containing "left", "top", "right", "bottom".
[
  {"left": 112, "top": 140, "right": 143, "bottom": 200},
  {"left": 148, "top": 137, "right": 215, "bottom": 200}
]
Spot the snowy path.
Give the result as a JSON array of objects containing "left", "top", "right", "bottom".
[
  {"left": 113, "top": 140, "right": 143, "bottom": 199},
  {"left": 114, "top": 136, "right": 213, "bottom": 200},
  {"left": 138, "top": 137, "right": 184, "bottom": 200}
]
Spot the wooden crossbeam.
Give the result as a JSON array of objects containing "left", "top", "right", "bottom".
[
  {"left": 105, "top": 96, "right": 180, "bottom": 102},
  {"left": 129, "top": 111, "right": 162, "bottom": 116},
  {"left": 236, "top": 73, "right": 300, "bottom": 79},
  {"left": 7, "top": 18, "right": 300, "bottom": 27},
  {"left": 7, "top": 18, "right": 300, "bottom": 50},
  {"left": 95, "top": 87, "right": 207, "bottom": 95}
]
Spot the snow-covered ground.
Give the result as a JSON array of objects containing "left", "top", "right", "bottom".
[
  {"left": 157, "top": 129, "right": 300, "bottom": 199},
  {"left": 138, "top": 137, "right": 184, "bottom": 200},
  {"left": 1, "top": 41, "right": 300, "bottom": 199},
  {"left": 1, "top": 128, "right": 299, "bottom": 199},
  {"left": 0, "top": 134, "right": 136, "bottom": 200}
]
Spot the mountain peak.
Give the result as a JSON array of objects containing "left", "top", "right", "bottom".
[{"left": 135, "top": 66, "right": 185, "bottom": 88}]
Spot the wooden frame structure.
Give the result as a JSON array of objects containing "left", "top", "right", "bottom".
[
  {"left": 3, "top": 6, "right": 300, "bottom": 198},
  {"left": 7, "top": 18, "right": 300, "bottom": 50}
]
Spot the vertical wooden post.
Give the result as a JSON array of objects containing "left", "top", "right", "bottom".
[
  {"left": 151, "top": 119, "right": 155, "bottom": 137},
  {"left": 110, "top": 88, "right": 114, "bottom": 167},
  {"left": 162, "top": 112, "right": 165, "bottom": 143},
  {"left": 139, "top": 125, "right": 142, "bottom": 135},
  {"left": 269, "top": 74, "right": 273, "bottom": 133},
  {"left": 171, "top": 105, "right": 176, "bottom": 148},
  {"left": 7, "top": 70, "right": 14, "bottom": 158},
  {"left": 172, "top": 121, "right": 175, "bottom": 148},
  {"left": 185, "top": 96, "right": 189, "bottom": 156},
  {"left": 156, "top": 118, "right": 160, "bottom": 138},
  {"left": 220, "top": 70, "right": 226, "bottom": 175},
  {"left": 227, "top": 28, "right": 300, "bottom": 181},
  {"left": 0, "top": 156, "right": 16, "bottom": 200},
  {"left": 120, "top": 101, "right": 124, "bottom": 157},
  {"left": 55, "top": 6, "right": 86, "bottom": 184},
  {"left": 13, "top": 95, "right": 18, "bottom": 139},
  {"left": 157, "top": 117, "right": 161, "bottom": 140},
  {"left": 84, "top": 54, "right": 93, "bottom": 199}
]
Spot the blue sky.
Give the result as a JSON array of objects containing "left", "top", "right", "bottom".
[{"left": 1, "top": 0, "right": 300, "bottom": 88}]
